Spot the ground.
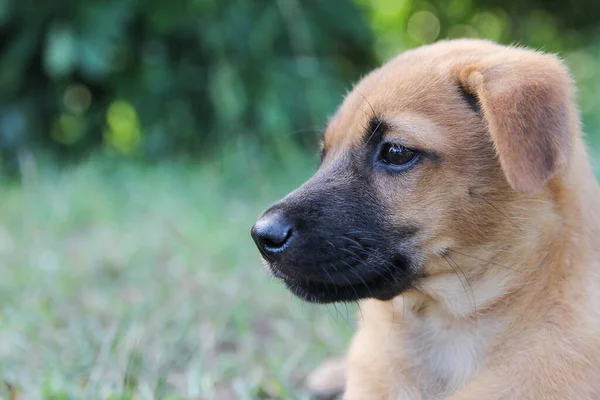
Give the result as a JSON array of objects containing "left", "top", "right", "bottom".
[{"left": 0, "top": 154, "right": 354, "bottom": 399}]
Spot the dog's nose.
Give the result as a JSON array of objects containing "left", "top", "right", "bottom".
[{"left": 251, "top": 212, "right": 293, "bottom": 255}]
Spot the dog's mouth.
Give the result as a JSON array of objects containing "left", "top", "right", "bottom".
[
  {"left": 282, "top": 273, "right": 399, "bottom": 303},
  {"left": 268, "top": 257, "right": 417, "bottom": 303}
]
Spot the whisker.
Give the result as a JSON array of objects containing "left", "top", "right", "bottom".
[
  {"left": 342, "top": 231, "right": 381, "bottom": 244},
  {"left": 331, "top": 235, "right": 413, "bottom": 305},
  {"left": 356, "top": 90, "right": 376, "bottom": 119},
  {"left": 349, "top": 266, "right": 375, "bottom": 299},
  {"left": 346, "top": 242, "right": 399, "bottom": 290},
  {"left": 447, "top": 249, "right": 520, "bottom": 272},
  {"left": 442, "top": 253, "right": 477, "bottom": 314},
  {"left": 336, "top": 256, "right": 374, "bottom": 298},
  {"left": 365, "top": 120, "right": 383, "bottom": 145},
  {"left": 341, "top": 272, "right": 365, "bottom": 309},
  {"left": 357, "top": 107, "right": 372, "bottom": 121},
  {"left": 354, "top": 300, "right": 364, "bottom": 325},
  {"left": 343, "top": 301, "right": 351, "bottom": 323},
  {"left": 325, "top": 303, "right": 340, "bottom": 324},
  {"left": 325, "top": 241, "right": 343, "bottom": 275},
  {"left": 338, "top": 235, "right": 364, "bottom": 248},
  {"left": 469, "top": 190, "right": 525, "bottom": 234}
]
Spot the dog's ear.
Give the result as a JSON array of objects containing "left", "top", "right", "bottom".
[{"left": 458, "top": 50, "right": 573, "bottom": 193}]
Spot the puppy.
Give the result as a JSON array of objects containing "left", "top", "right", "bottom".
[{"left": 251, "top": 39, "right": 600, "bottom": 399}]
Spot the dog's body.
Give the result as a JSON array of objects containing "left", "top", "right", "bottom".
[{"left": 252, "top": 39, "right": 600, "bottom": 399}]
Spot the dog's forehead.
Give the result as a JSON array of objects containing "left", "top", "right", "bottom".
[
  {"left": 323, "top": 39, "right": 503, "bottom": 155},
  {"left": 324, "top": 68, "right": 438, "bottom": 152}
]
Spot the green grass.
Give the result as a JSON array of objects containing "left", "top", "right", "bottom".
[{"left": 0, "top": 154, "right": 355, "bottom": 399}]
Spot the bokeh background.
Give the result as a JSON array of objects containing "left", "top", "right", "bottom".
[{"left": 1, "top": 0, "right": 600, "bottom": 398}]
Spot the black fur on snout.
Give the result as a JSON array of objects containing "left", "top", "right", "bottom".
[{"left": 252, "top": 156, "right": 420, "bottom": 303}]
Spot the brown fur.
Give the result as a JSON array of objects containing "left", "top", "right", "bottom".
[{"left": 307, "top": 39, "right": 600, "bottom": 399}]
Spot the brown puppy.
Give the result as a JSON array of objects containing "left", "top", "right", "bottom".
[{"left": 251, "top": 39, "right": 600, "bottom": 399}]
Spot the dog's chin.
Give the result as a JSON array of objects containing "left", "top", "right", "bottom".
[
  {"left": 282, "top": 276, "right": 406, "bottom": 303},
  {"left": 269, "top": 263, "right": 415, "bottom": 304}
]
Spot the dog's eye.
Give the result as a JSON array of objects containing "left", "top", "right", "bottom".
[{"left": 379, "top": 143, "right": 418, "bottom": 166}]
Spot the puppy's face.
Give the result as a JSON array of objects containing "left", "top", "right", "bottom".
[{"left": 251, "top": 39, "right": 573, "bottom": 304}]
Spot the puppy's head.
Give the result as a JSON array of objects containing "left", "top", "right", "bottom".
[{"left": 251, "top": 39, "right": 576, "bottom": 305}]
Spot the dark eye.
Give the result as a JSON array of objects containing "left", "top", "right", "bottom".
[{"left": 379, "top": 143, "right": 418, "bottom": 166}]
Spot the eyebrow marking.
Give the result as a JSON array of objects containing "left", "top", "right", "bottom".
[
  {"left": 364, "top": 116, "right": 387, "bottom": 146},
  {"left": 458, "top": 84, "right": 481, "bottom": 115}
]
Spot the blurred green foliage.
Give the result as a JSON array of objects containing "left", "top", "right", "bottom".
[
  {"left": 0, "top": 0, "right": 374, "bottom": 171},
  {"left": 1, "top": 0, "right": 600, "bottom": 172},
  {"left": 359, "top": 0, "right": 600, "bottom": 58}
]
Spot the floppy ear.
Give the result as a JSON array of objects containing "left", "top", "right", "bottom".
[{"left": 458, "top": 50, "right": 573, "bottom": 193}]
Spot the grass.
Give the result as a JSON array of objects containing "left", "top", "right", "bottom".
[{"left": 0, "top": 153, "right": 355, "bottom": 399}]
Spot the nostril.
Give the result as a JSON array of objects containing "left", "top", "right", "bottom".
[
  {"left": 251, "top": 213, "right": 294, "bottom": 254},
  {"left": 261, "top": 226, "right": 292, "bottom": 249}
]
